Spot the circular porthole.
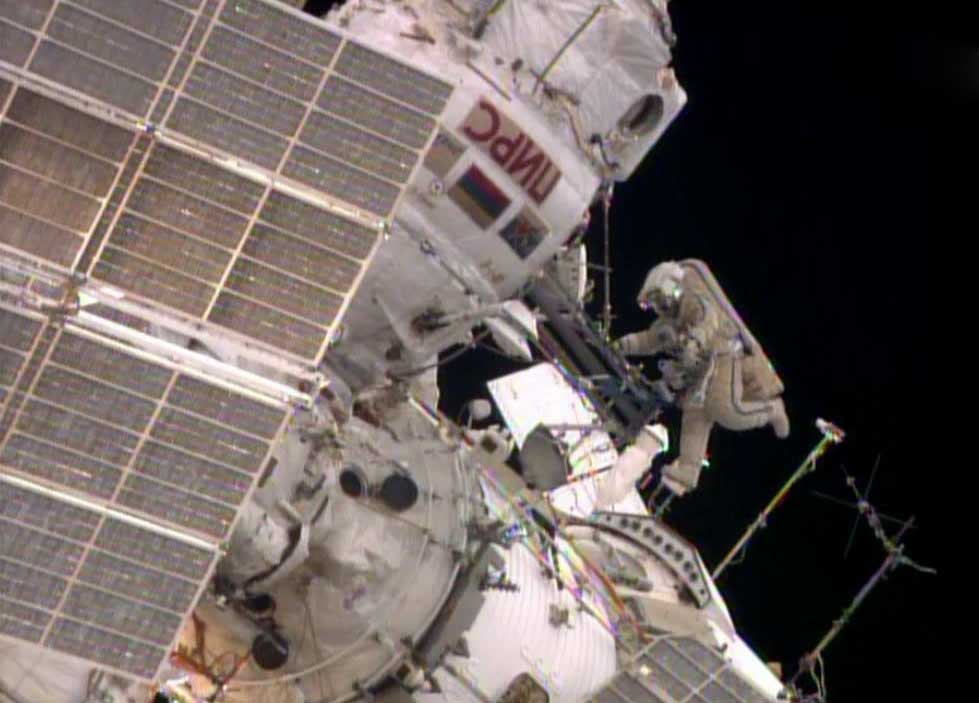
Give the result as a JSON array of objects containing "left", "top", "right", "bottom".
[
  {"left": 252, "top": 630, "right": 290, "bottom": 670},
  {"left": 242, "top": 593, "right": 275, "bottom": 616},
  {"left": 378, "top": 473, "right": 419, "bottom": 513},
  {"left": 618, "top": 94, "right": 665, "bottom": 139},
  {"left": 339, "top": 464, "right": 369, "bottom": 498}
]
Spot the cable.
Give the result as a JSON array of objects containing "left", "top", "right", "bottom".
[
  {"left": 389, "top": 329, "right": 491, "bottom": 381},
  {"left": 807, "top": 653, "right": 827, "bottom": 702}
]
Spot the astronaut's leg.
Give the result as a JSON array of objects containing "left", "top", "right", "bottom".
[
  {"left": 662, "top": 406, "right": 712, "bottom": 495},
  {"left": 708, "top": 355, "right": 789, "bottom": 437}
]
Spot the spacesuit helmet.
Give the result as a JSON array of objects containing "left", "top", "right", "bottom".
[{"left": 637, "top": 261, "right": 685, "bottom": 316}]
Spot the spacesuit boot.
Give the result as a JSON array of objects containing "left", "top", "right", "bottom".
[
  {"left": 661, "top": 406, "right": 712, "bottom": 495},
  {"left": 661, "top": 459, "right": 701, "bottom": 496}
]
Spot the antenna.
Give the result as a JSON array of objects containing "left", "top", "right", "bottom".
[
  {"left": 843, "top": 454, "right": 880, "bottom": 557},
  {"left": 712, "top": 419, "right": 845, "bottom": 581},
  {"left": 809, "top": 454, "right": 918, "bottom": 558},
  {"left": 601, "top": 181, "right": 615, "bottom": 338},
  {"left": 788, "top": 466, "right": 936, "bottom": 701}
]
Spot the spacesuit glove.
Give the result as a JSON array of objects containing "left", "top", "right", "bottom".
[
  {"left": 680, "top": 338, "right": 703, "bottom": 369},
  {"left": 654, "top": 324, "right": 678, "bottom": 349}
]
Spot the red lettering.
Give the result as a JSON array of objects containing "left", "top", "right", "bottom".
[
  {"left": 459, "top": 97, "right": 563, "bottom": 204},
  {"left": 462, "top": 99, "right": 500, "bottom": 142},
  {"left": 508, "top": 140, "right": 545, "bottom": 187},
  {"left": 528, "top": 162, "right": 560, "bottom": 203},
  {"left": 489, "top": 132, "right": 525, "bottom": 167}
]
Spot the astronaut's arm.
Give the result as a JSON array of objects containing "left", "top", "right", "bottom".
[
  {"left": 676, "top": 294, "right": 722, "bottom": 366},
  {"left": 616, "top": 320, "right": 677, "bottom": 356},
  {"left": 594, "top": 425, "right": 668, "bottom": 510}
]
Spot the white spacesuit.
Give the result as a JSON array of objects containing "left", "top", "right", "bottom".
[
  {"left": 593, "top": 423, "right": 669, "bottom": 510},
  {"left": 617, "top": 261, "right": 790, "bottom": 495}
]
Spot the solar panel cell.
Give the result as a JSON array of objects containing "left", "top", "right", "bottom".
[
  {"left": 0, "top": 0, "right": 53, "bottom": 31},
  {"left": 30, "top": 40, "right": 158, "bottom": 117},
  {"left": 132, "top": 441, "right": 252, "bottom": 506},
  {"left": 93, "top": 247, "right": 215, "bottom": 317},
  {"left": 300, "top": 111, "right": 417, "bottom": 183},
  {"left": 333, "top": 42, "right": 453, "bottom": 116},
  {"left": 5, "top": 91, "right": 134, "bottom": 162},
  {"left": 0, "top": 482, "right": 100, "bottom": 540},
  {"left": 15, "top": 399, "right": 138, "bottom": 468},
  {"left": 0, "top": 433, "right": 123, "bottom": 499},
  {"left": 50, "top": 333, "right": 172, "bottom": 399},
  {"left": 0, "top": 595, "right": 49, "bottom": 643},
  {"left": 94, "top": 519, "right": 212, "bottom": 581},
  {"left": 242, "top": 224, "right": 362, "bottom": 293},
  {"left": 167, "top": 375, "right": 283, "bottom": 439},
  {"left": 77, "top": 551, "right": 198, "bottom": 614},
  {"left": 259, "top": 190, "right": 378, "bottom": 261},
  {"left": 202, "top": 25, "right": 323, "bottom": 102},
  {"left": 116, "top": 474, "right": 237, "bottom": 539},
  {"left": 66, "top": 0, "right": 193, "bottom": 46},
  {"left": 61, "top": 583, "right": 182, "bottom": 646},
  {"left": 46, "top": 617, "right": 165, "bottom": 679},
  {"left": 208, "top": 291, "right": 325, "bottom": 359},
  {"left": 167, "top": 98, "right": 288, "bottom": 170},
  {"left": 126, "top": 178, "right": 250, "bottom": 249},
  {"left": 0, "top": 124, "right": 118, "bottom": 197},
  {"left": 0, "top": 20, "right": 34, "bottom": 67},
  {"left": 0, "top": 308, "right": 42, "bottom": 353},
  {"left": 107, "top": 213, "right": 232, "bottom": 283},
  {"left": 47, "top": 4, "right": 176, "bottom": 83},
  {"left": 0, "top": 522, "right": 85, "bottom": 578},
  {"left": 142, "top": 144, "right": 263, "bottom": 213},
  {"left": 0, "top": 558, "right": 68, "bottom": 610},
  {"left": 183, "top": 61, "right": 306, "bottom": 137},
  {"left": 283, "top": 145, "right": 400, "bottom": 216},
  {"left": 217, "top": 0, "right": 340, "bottom": 66},
  {"left": 224, "top": 258, "right": 342, "bottom": 327},
  {"left": 318, "top": 76, "right": 435, "bottom": 150}
]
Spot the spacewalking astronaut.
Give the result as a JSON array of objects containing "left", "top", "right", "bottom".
[{"left": 617, "top": 261, "right": 790, "bottom": 495}]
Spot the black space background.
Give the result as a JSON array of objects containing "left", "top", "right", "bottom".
[{"left": 304, "top": 2, "right": 948, "bottom": 699}]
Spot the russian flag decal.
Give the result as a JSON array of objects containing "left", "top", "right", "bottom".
[{"left": 448, "top": 165, "right": 511, "bottom": 229}]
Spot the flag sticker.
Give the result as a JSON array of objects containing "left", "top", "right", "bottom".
[
  {"left": 500, "top": 207, "right": 548, "bottom": 259},
  {"left": 448, "top": 165, "right": 511, "bottom": 229},
  {"left": 424, "top": 130, "right": 465, "bottom": 178}
]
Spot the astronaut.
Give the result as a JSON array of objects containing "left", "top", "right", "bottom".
[
  {"left": 593, "top": 423, "right": 669, "bottom": 510},
  {"left": 617, "top": 261, "right": 790, "bottom": 495}
]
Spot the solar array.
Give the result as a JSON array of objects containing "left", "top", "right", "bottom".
[
  {"left": 0, "top": 302, "right": 289, "bottom": 677},
  {"left": 0, "top": 478, "right": 216, "bottom": 679},
  {"left": 0, "top": 321, "right": 287, "bottom": 539},
  {"left": 593, "top": 637, "right": 773, "bottom": 703},
  {"left": 1, "top": 0, "right": 453, "bottom": 360},
  {"left": 1, "top": 0, "right": 455, "bottom": 683}
]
